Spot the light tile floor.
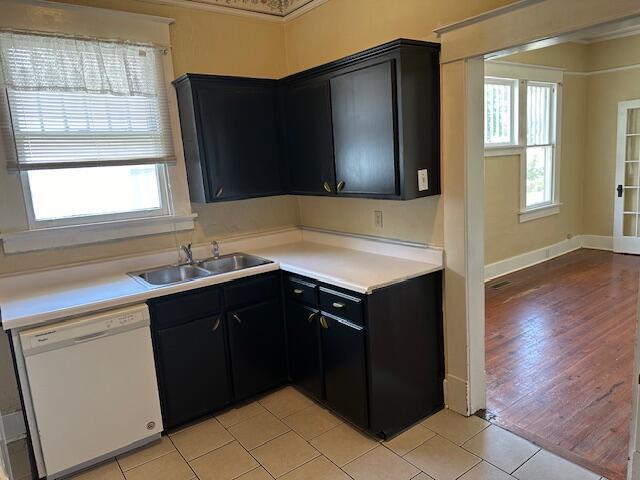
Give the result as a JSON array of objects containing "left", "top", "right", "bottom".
[{"left": 68, "top": 386, "right": 607, "bottom": 480}]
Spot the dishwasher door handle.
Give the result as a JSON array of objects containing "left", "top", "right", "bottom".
[{"left": 73, "top": 331, "right": 109, "bottom": 344}]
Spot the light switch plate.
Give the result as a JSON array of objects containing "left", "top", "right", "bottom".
[
  {"left": 418, "top": 169, "right": 428, "bottom": 191},
  {"left": 374, "top": 210, "right": 383, "bottom": 229}
]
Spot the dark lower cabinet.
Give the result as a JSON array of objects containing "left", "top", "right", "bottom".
[
  {"left": 154, "top": 315, "right": 231, "bottom": 429},
  {"left": 227, "top": 299, "right": 287, "bottom": 400},
  {"left": 320, "top": 314, "right": 368, "bottom": 429},
  {"left": 285, "top": 301, "right": 323, "bottom": 399},
  {"left": 149, "top": 269, "right": 443, "bottom": 438}
]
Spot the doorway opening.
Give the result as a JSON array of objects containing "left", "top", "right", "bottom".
[{"left": 481, "top": 23, "right": 640, "bottom": 480}]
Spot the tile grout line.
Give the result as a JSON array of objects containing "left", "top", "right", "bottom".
[
  {"left": 166, "top": 434, "right": 198, "bottom": 480},
  {"left": 116, "top": 439, "right": 178, "bottom": 475}
]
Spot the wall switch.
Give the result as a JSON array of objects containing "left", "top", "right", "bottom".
[
  {"left": 418, "top": 169, "right": 429, "bottom": 191},
  {"left": 374, "top": 210, "right": 383, "bottom": 229}
]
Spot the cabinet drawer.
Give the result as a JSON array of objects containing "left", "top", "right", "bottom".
[
  {"left": 225, "top": 272, "right": 280, "bottom": 309},
  {"left": 150, "top": 287, "right": 221, "bottom": 330},
  {"left": 319, "top": 287, "right": 363, "bottom": 325},
  {"left": 286, "top": 276, "right": 318, "bottom": 305}
]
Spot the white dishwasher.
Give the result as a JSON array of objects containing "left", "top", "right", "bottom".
[{"left": 20, "top": 304, "right": 163, "bottom": 479}]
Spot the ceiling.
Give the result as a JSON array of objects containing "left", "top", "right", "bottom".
[{"left": 167, "top": 0, "right": 317, "bottom": 17}]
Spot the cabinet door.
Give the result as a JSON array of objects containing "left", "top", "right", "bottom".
[
  {"left": 195, "top": 80, "right": 282, "bottom": 201},
  {"left": 320, "top": 314, "right": 368, "bottom": 428},
  {"left": 227, "top": 300, "right": 287, "bottom": 400},
  {"left": 330, "top": 60, "right": 399, "bottom": 197},
  {"left": 284, "top": 80, "right": 336, "bottom": 195},
  {"left": 285, "top": 301, "right": 323, "bottom": 400},
  {"left": 154, "top": 316, "right": 231, "bottom": 429}
]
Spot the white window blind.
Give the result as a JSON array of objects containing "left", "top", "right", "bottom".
[{"left": 0, "top": 31, "right": 174, "bottom": 171}]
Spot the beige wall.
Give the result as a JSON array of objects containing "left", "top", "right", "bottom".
[
  {"left": 583, "top": 36, "right": 640, "bottom": 236},
  {"left": 283, "top": 0, "right": 513, "bottom": 247},
  {"left": 484, "top": 43, "right": 589, "bottom": 263},
  {"left": 484, "top": 37, "right": 640, "bottom": 264},
  {"left": 0, "top": 0, "right": 298, "bottom": 276}
]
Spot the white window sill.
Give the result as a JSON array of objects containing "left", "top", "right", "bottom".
[
  {"left": 519, "top": 203, "right": 561, "bottom": 223},
  {"left": 1, "top": 214, "right": 196, "bottom": 254},
  {"left": 484, "top": 145, "right": 523, "bottom": 157}
]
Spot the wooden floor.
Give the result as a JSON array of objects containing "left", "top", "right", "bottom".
[{"left": 485, "top": 249, "right": 640, "bottom": 480}]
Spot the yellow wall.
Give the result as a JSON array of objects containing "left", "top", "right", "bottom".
[
  {"left": 583, "top": 35, "right": 640, "bottom": 237},
  {"left": 0, "top": 0, "right": 297, "bottom": 276},
  {"left": 484, "top": 37, "right": 640, "bottom": 264},
  {"left": 484, "top": 43, "right": 588, "bottom": 264},
  {"left": 283, "top": 0, "right": 513, "bottom": 247}
]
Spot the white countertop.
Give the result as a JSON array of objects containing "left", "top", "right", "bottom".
[
  {"left": 249, "top": 242, "right": 441, "bottom": 294},
  {"left": 0, "top": 231, "right": 442, "bottom": 331}
]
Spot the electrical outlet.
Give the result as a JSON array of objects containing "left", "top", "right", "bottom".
[
  {"left": 418, "top": 169, "right": 429, "bottom": 191},
  {"left": 374, "top": 210, "right": 383, "bottom": 229}
]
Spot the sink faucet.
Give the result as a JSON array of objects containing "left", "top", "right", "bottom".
[
  {"left": 211, "top": 240, "right": 220, "bottom": 259},
  {"left": 180, "top": 244, "right": 194, "bottom": 264}
]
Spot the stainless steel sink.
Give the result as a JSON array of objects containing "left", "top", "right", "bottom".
[
  {"left": 197, "top": 253, "right": 272, "bottom": 274},
  {"left": 130, "top": 264, "right": 210, "bottom": 287},
  {"left": 129, "top": 253, "right": 272, "bottom": 287}
]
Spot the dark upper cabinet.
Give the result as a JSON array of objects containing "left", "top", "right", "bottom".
[
  {"left": 173, "top": 75, "right": 283, "bottom": 202},
  {"left": 285, "top": 300, "right": 324, "bottom": 399},
  {"left": 282, "top": 39, "right": 440, "bottom": 200},
  {"left": 320, "top": 313, "right": 368, "bottom": 429},
  {"left": 330, "top": 60, "right": 398, "bottom": 197},
  {"left": 174, "top": 39, "right": 439, "bottom": 203},
  {"left": 154, "top": 315, "right": 231, "bottom": 429},
  {"left": 283, "top": 80, "right": 336, "bottom": 195},
  {"left": 227, "top": 299, "right": 288, "bottom": 400}
]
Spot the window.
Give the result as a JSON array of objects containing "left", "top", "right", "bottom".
[
  {"left": 525, "top": 82, "right": 556, "bottom": 208},
  {"left": 0, "top": 32, "right": 175, "bottom": 228},
  {"left": 484, "top": 78, "right": 517, "bottom": 146},
  {"left": 484, "top": 64, "right": 561, "bottom": 221}
]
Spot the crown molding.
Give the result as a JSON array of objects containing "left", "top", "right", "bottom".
[
  {"left": 139, "top": 0, "right": 327, "bottom": 22},
  {"left": 433, "top": 0, "right": 544, "bottom": 35}
]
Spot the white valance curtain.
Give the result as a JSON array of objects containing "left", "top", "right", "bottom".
[{"left": 0, "top": 31, "right": 175, "bottom": 171}]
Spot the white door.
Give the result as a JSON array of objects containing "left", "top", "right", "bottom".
[{"left": 614, "top": 100, "right": 640, "bottom": 254}]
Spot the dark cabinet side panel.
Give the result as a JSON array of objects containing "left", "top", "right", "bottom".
[
  {"left": 330, "top": 60, "right": 399, "bottom": 197},
  {"left": 285, "top": 301, "right": 324, "bottom": 400},
  {"left": 154, "top": 316, "right": 231, "bottom": 429},
  {"left": 192, "top": 79, "right": 283, "bottom": 201},
  {"left": 366, "top": 272, "right": 444, "bottom": 436},
  {"left": 321, "top": 314, "right": 368, "bottom": 429},
  {"left": 284, "top": 80, "right": 336, "bottom": 195},
  {"left": 227, "top": 299, "right": 288, "bottom": 400}
]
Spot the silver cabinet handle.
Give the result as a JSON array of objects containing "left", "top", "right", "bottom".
[
  {"left": 337, "top": 180, "right": 345, "bottom": 192},
  {"left": 307, "top": 312, "right": 316, "bottom": 323},
  {"left": 212, "top": 318, "right": 221, "bottom": 331},
  {"left": 215, "top": 187, "right": 224, "bottom": 197},
  {"left": 319, "top": 316, "right": 329, "bottom": 329},
  {"left": 323, "top": 181, "right": 332, "bottom": 193},
  {"left": 293, "top": 288, "right": 304, "bottom": 295},
  {"left": 332, "top": 302, "right": 346, "bottom": 309},
  {"left": 233, "top": 314, "right": 242, "bottom": 324}
]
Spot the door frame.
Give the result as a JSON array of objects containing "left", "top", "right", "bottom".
[
  {"left": 435, "top": 1, "right": 640, "bottom": 477},
  {"left": 614, "top": 99, "right": 640, "bottom": 253}
]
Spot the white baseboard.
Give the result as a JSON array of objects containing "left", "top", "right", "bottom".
[
  {"left": 484, "top": 235, "right": 613, "bottom": 281},
  {"left": 444, "top": 374, "right": 469, "bottom": 415},
  {"left": 1, "top": 411, "right": 26, "bottom": 442},
  {"left": 581, "top": 234, "right": 614, "bottom": 251}
]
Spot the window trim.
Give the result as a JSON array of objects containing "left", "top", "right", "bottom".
[
  {"left": 0, "top": 1, "right": 195, "bottom": 254},
  {"left": 484, "top": 76, "right": 518, "bottom": 148},
  {"left": 20, "top": 164, "right": 172, "bottom": 229}
]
